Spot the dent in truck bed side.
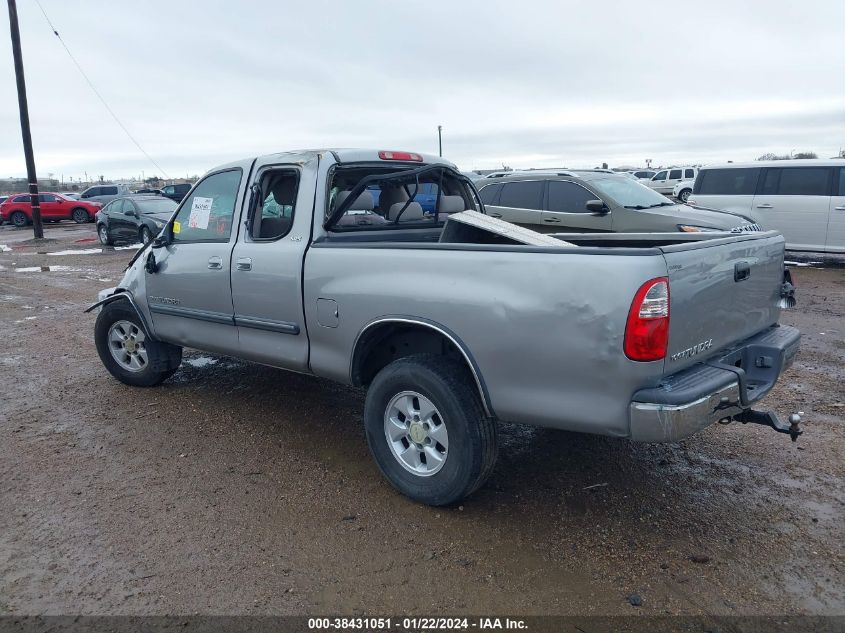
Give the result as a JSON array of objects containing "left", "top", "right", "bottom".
[{"left": 303, "top": 243, "right": 669, "bottom": 437}]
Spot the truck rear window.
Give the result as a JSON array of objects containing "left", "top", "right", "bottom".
[{"left": 326, "top": 165, "right": 478, "bottom": 231}]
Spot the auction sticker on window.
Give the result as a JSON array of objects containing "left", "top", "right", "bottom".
[{"left": 188, "top": 196, "right": 213, "bottom": 230}]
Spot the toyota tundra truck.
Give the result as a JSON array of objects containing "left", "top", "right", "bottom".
[{"left": 87, "top": 149, "right": 801, "bottom": 506}]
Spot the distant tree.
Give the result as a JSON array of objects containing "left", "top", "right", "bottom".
[
  {"left": 793, "top": 152, "right": 818, "bottom": 159},
  {"left": 757, "top": 153, "right": 790, "bottom": 161}
]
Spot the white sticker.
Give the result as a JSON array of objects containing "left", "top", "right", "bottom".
[{"left": 188, "top": 196, "right": 213, "bottom": 230}]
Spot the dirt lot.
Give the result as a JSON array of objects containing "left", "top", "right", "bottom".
[{"left": 0, "top": 222, "right": 842, "bottom": 617}]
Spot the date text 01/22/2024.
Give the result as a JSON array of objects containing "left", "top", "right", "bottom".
[{"left": 307, "top": 617, "right": 528, "bottom": 630}]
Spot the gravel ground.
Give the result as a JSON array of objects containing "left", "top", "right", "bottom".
[{"left": 0, "top": 222, "right": 842, "bottom": 616}]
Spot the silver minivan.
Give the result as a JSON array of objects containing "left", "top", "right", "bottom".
[{"left": 688, "top": 160, "right": 845, "bottom": 253}]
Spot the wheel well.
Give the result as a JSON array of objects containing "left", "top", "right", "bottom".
[{"left": 351, "top": 321, "right": 491, "bottom": 414}]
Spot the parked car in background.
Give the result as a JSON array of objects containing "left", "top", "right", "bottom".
[
  {"left": 689, "top": 160, "right": 845, "bottom": 253},
  {"left": 133, "top": 188, "right": 162, "bottom": 195},
  {"left": 80, "top": 184, "right": 131, "bottom": 206},
  {"left": 477, "top": 171, "right": 757, "bottom": 234},
  {"left": 629, "top": 169, "right": 656, "bottom": 181},
  {"left": 672, "top": 179, "right": 695, "bottom": 203},
  {"left": 95, "top": 195, "right": 177, "bottom": 246},
  {"left": 160, "top": 183, "right": 192, "bottom": 202},
  {"left": 0, "top": 192, "right": 101, "bottom": 226},
  {"left": 647, "top": 167, "right": 698, "bottom": 194},
  {"left": 61, "top": 192, "right": 81, "bottom": 200}
]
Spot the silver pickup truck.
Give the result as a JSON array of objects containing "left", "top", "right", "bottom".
[{"left": 88, "top": 149, "right": 801, "bottom": 506}]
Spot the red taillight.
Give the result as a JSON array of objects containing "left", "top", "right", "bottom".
[
  {"left": 378, "top": 150, "right": 423, "bottom": 162},
  {"left": 624, "top": 277, "right": 670, "bottom": 362}
]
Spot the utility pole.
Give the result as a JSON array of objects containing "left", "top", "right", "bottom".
[
  {"left": 7, "top": 0, "right": 43, "bottom": 238},
  {"left": 437, "top": 125, "right": 442, "bottom": 157}
]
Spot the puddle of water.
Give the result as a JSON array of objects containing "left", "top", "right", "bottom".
[
  {"left": 185, "top": 356, "right": 219, "bottom": 368},
  {"left": 47, "top": 248, "right": 102, "bottom": 256}
]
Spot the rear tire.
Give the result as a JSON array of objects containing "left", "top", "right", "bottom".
[
  {"left": 678, "top": 189, "right": 691, "bottom": 203},
  {"left": 95, "top": 300, "right": 182, "bottom": 387},
  {"left": 71, "top": 207, "right": 90, "bottom": 223},
  {"left": 10, "top": 211, "right": 29, "bottom": 227},
  {"left": 364, "top": 354, "right": 497, "bottom": 506}
]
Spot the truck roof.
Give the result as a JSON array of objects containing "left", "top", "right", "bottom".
[{"left": 212, "top": 148, "right": 457, "bottom": 170}]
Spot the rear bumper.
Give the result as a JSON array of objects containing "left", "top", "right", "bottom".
[{"left": 629, "top": 325, "right": 800, "bottom": 442}]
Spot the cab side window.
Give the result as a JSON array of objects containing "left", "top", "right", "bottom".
[
  {"left": 669, "top": 169, "right": 682, "bottom": 180},
  {"left": 250, "top": 170, "right": 298, "bottom": 240},
  {"left": 653, "top": 171, "right": 667, "bottom": 181},
  {"left": 171, "top": 169, "right": 242, "bottom": 242}
]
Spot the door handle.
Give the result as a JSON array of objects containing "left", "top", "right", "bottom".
[
  {"left": 756, "top": 203, "right": 773, "bottom": 209},
  {"left": 236, "top": 257, "right": 252, "bottom": 271},
  {"left": 543, "top": 217, "right": 561, "bottom": 223},
  {"left": 207, "top": 256, "right": 222, "bottom": 270},
  {"left": 489, "top": 213, "right": 502, "bottom": 218},
  {"left": 834, "top": 206, "right": 845, "bottom": 210}
]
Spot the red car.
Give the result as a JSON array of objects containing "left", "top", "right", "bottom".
[{"left": 0, "top": 192, "right": 101, "bottom": 227}]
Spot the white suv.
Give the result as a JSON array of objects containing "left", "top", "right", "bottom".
[
  {"left": 647, "top": 167, "right": 698, "bottom": 195},
  {"left": 688, "top": 160, "right": 845, "bottom": 253}
]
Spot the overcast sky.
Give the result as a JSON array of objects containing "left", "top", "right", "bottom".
[{"left": 2, "top": 0, "right": 844, "bottom": 180}]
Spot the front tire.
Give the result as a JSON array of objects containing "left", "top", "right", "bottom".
[
  {"left": 140, "top": 226, "right": 153, "bottom": 244},
  {"left": 71, "top": 207, "right": 90, "bottom": 223},
  {"left": 95, "top": 300, "right": 182, "bottom": 387},
  {"left": 98, "top": 224, "right": 113, "bottom": 245},
  {"left": 364, "top": 354, "right": 497, "bottom": 506},
  {"left": 10, "top": 211, "right": 29, "bottom": 227},
  {"left": 678, "top": 189, "right": 691, "bottom": 203}
]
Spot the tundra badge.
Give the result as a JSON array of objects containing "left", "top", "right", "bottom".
[{"left": 670, "top": 339, "right": 713, "bottom": 362}]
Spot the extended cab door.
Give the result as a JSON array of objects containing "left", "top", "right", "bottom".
[
  {"left": 229, "top": 157, "right": 317, "bottom": 371},
  {"left": 752, "top": 166, "right": 832, "bottom": 251},
  {"left": 144, "top": 167, "right": 246, "bottom": 354},
  {"left": 541, "top": 179, "right": 611, "bottom": 232}
]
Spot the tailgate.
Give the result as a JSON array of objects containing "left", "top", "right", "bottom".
[{"left": 660, "top": 231, "right": 785, "bottom": 374}]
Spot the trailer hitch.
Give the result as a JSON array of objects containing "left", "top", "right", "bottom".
[{"left": 733, "top": 410, "right": 803, "bottom": 441}]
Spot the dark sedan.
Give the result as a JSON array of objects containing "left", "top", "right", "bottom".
[{"left": 95, "top": 195, "right": 177, "bottom": 245}]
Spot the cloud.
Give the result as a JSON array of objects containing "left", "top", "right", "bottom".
[{"left": 1, "top": 0, "right": 843, "bottom": 178}]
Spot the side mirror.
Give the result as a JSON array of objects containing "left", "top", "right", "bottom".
[
  {"left": 152, "top": 233, "right": 169, "bottom": 248},
  {"left": 586, "top": 199, "right": 609, "bottom": 215}
]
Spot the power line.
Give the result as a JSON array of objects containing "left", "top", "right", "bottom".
[{"left": 32, "top": 0, "right": 171, "bottom": 179}]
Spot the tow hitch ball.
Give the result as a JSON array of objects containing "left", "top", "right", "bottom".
[{"left": 729, "top": 410, "right": 803, "bottom": 441}]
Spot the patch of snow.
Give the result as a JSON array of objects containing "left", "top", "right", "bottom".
[
  {"left": 14, "top": 265, "right": 79, "bottom": 273},
  {"left": 115, "top": 243, "right": 143, "bottom": 250},
  {"left": 24, "top": 316, "right": 37, "bottom": 320},
  {"left": 0, "top": 244, "right": 11, "bottom": 252},
  {"left": 185, "top": 356, "right": 218, "bottom": 368},
  {"left": 98, "top": 278, "right": 112, "bottom": 282},
  {"left": 47, "top": 248, "right": 102, "bottom": 256},
  {"left": 784, "top": 260, "right": 822, "bottom": 268}
]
